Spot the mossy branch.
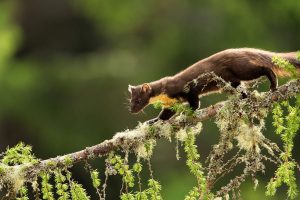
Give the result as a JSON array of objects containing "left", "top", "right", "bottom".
[
  {"left": 5, "top": 79, "right": 299, "bottom": 179},
  {"left": 1, "top": 79, "right": 300, "bottom": 199}
]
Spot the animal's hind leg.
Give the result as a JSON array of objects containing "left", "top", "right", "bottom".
[{"left": 262, "top": 67, "right": 277, "bottom": 91}]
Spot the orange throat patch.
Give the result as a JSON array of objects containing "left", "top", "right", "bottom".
[{"left": 149, "top": 94, "right": 179, "bottom": 107}]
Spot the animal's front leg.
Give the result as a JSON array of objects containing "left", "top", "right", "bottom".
[
  {"left": 158, "top": 108, "right": 176, "bottom": 120},
  {"left": 146, "top": 108, "right": 176, "bottom": 124},
  {"left": 187, "top": 95, "right": 200, "bottom": 111}
]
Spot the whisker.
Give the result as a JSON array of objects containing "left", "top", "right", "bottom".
[
  {"left": 123, "top": 92, "right": 132, "bottom": 110},
  {"left": 123, "top": 92, "right": 131, "bottom": 101}
]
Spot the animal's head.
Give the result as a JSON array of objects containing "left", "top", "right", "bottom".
[{"left": 128, "top": 83, "right": 152, "bottom": 113}]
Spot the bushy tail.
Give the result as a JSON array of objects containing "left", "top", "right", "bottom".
[{"left": 270, "top": 52, "right": 300, "bottom": 77}]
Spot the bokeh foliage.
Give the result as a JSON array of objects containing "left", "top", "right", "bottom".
[{"left": 0, "top": 0, "right": 299, "bottom": 199}]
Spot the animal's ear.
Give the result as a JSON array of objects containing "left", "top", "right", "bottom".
[
  {"left": 141, "top": 83, "right": 151, "bottom": 93},
  {"left": 128, "top": 85, "right": 135, "bottom": 93}
]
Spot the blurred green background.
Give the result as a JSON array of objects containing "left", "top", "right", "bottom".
[{"left": 0, "top": 0, "right": 299, "bottom": 199}]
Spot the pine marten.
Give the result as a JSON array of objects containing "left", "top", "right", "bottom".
[{"left": 128, "top": 48, "right": 300, "bottom": 123}]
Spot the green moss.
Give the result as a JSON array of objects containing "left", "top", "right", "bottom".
[
  {"left": 171, "top": 103, "right": 193, "bottom": 116},
  {"left": 90, "top": 169, "right": 101, "bottom": 188},
  {"left": 40, "top": 172, "right": 54, "bottom": 200},
  {"left": 133, "top": 163, "right": 142, "bottom": 173},
  {"left": 70, "top": 181, "right": 90, "bottom": 200},
  {"left": 266, "top": 99, "right": 300, "bottom": 199},
  {"left": 46, "top": 161, "right": 57, "bottom": 168},
  {"left": 152, "top": 101, "right": 163, "bottom": 110},
  {"left": 0, "top": 165, "right": 5, "bottom": 175},
  {"left": 54, "top": 169, "right": 70, "bottom": 200},
  {"left": 2, "top": 142, "right": 38, "bottom": 166},
  {"left": 147, "top": 179, "right": 163, "bottom": 200},
  {"left": 272, "top": 56, "right": 298, "bottom": 78},
  {"left": 183, "top": 130, "right": 211, "bottom": 199},
  {"left": 107, "top": 154, "right": 135, "bottom": 188},
  {"left": 63, "top": 156, "right": 73, "bottom": 167},
  {"left": 16, "top": 186, "right": 29, "bottom": 200}
]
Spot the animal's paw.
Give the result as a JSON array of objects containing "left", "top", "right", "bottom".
[{"left": 146, "top": 117, "right": 159, "bottom": 125}]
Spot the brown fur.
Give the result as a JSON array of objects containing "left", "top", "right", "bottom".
[{"left": 128, "top": 48, "right": 300, "bottom": 123}]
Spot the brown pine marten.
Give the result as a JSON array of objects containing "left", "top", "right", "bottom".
[{"left": 128, "top": 48, "right": 300, "bottom": 123}]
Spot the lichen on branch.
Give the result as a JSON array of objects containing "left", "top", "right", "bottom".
[{"left": 0, "top": 77, "right": 300, "bottom": 199}]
